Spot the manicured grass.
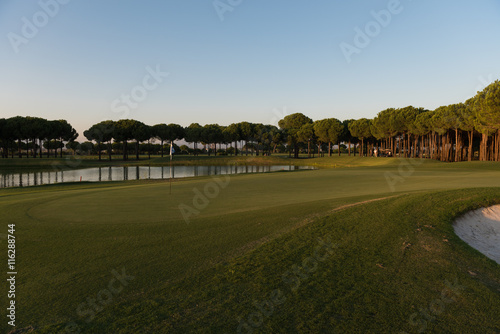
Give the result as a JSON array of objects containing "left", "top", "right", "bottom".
[
  {"left": 106, "top": 189, "right": 500, "bottom": 333},
  {"left": 2, "top": 159, "right": 500, "bottom": 333}
]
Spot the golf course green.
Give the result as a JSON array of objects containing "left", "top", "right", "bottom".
[{"left": 2, "top": 156, "right": 500, "bottom": 333}]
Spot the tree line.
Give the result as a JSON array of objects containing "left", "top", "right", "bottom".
[
  {"left": 348, "top": 80, "right": 500, "bottom": 162},
  {"left": 0, "top": 116, "right": 77, "bottom": 158},
  {"left": 83, "top": 120, "right": 286, "bottom": 161},
  {"left": 1, "top": 80, "right": 499, "bottom": 161}
]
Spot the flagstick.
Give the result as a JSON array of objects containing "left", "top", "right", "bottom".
[{"left": 169, "top": 140, "right": 173, "bottom": 195}]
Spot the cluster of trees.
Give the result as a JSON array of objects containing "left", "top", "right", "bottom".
[
  {"left": 0, "top": 116, "right": 77, "bottom": 158},
  {"left": 83, "top": 120, "right": 184, "bottom": 161},
  {"left": 273, "top": 80, "right": 500, "bottom": 162},
  {"left": 83, "top": 120, "right": 286, "bottom": 161},
  {"left": 81, "top": 118, "right": 353, "bottom": 161},
  {"left": 275, "top": 114, "right": 351, "bottom": 159},
  {"left": 66, "top": 140, "right": 185, "bottom": 157},
  {"left": 0, "top": 115, "right": 357, "bottom": 161},
  {"left": 346, "top": 80, "right": 500, "bottom": 162},
  {"left": 2, "top": 80, "right": 499, "bottom": 162}
]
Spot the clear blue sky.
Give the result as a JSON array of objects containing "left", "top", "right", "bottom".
[{"left": 1, "top": 0, "right": 499, "bottom": 140}]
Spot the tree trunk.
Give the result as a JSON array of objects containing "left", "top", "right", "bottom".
[
  {"left": 443, "top": 134, "right": 446, "bottom": 161},
  {"left": 148, "top": 139, "right": 151, "bottom": 160},
  {"left": 392, "top": 136, "right": 396, "bottom": 157},
  {"left": 414, "top": 136, "right": 418, "bottom": 158},
  {"left": 443, "top": 133, "right": 447, "bottom": 162},
  {"left": 488, "top": 136, "right": 493, "bottom": 161},
  {"left": 430, "top": 133, "right": 434, "bottom": 160},
  {"left": 407, "top": 133, "right": 410, "bottom": 158},
  {"left": 338, "top": 141, "right": 341, "bottom": 156},
  {"left": 419, "top": 136, "right": 423, "bottom": 158},
  {"left": 496, "top": 130, "right": 500, "bottom": 162},
  {"left": 328, "top": 142, "right": 331, "bottom": 157},
  {"left": 123, "top": 141, "right": 127, "bottom": 161},
  {"left": 480, "top": 133, "right": 487, "bottom": 161}
]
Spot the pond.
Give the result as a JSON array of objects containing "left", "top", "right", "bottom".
[{"left": 0, "top": 165, "right": 316, "bottom": 188}]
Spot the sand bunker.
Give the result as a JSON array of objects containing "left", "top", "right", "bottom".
[{"left": 454, "top": 205, "right": 500, "bottom": 265}]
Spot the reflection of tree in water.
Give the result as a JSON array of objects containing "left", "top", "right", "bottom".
[{"left": 0, "top": 165, "right": 312, "bottom": 188}]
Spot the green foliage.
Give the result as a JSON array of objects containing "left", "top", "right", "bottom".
[
  {"left": 278, "top": 113, "right": 313, "bottom": 157},
  {"left": 278, "top": 113, "right": 312, "bottom": 132},
  {"left": 371, "top": 108, "right": 394, "bottom": 140},
  {"left": 84, "top": 121, "right": 114, "bottom": 144},
  {"left": 389, "top": 106, "right": 423, "bottom": 135},
  {"left": 296, "top": 123, "right": 315, "bottom": 143},
  {"left": 313, "top": 118, "right": 343, "bottom": 144},
  {"left": 348, "top": 118, "right": 371, "bottom": 139},
  {"left": 473, "top": 80, "right": 500, "bottom": 134},
  {"left": 184, "top": 122, "right": 203, "bottom": 150},
  {"left": 412, "top": 110, "right": 433, "bottom": 136}
]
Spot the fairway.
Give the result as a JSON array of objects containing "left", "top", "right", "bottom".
[{"left": 2, "top": 157, "right": 500, "bottom": 333}]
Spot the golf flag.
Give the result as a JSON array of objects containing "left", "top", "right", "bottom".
[{"left": 169, "top": 141, "right": 173, "bottom": 193}]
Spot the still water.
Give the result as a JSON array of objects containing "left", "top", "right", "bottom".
[{"left": 0, "top": 165, "right": 315, "bottom": 188}]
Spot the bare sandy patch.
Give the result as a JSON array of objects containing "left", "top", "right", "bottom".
[{"left": 454, "top": 205, "right": 500, "bottom": 265}]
